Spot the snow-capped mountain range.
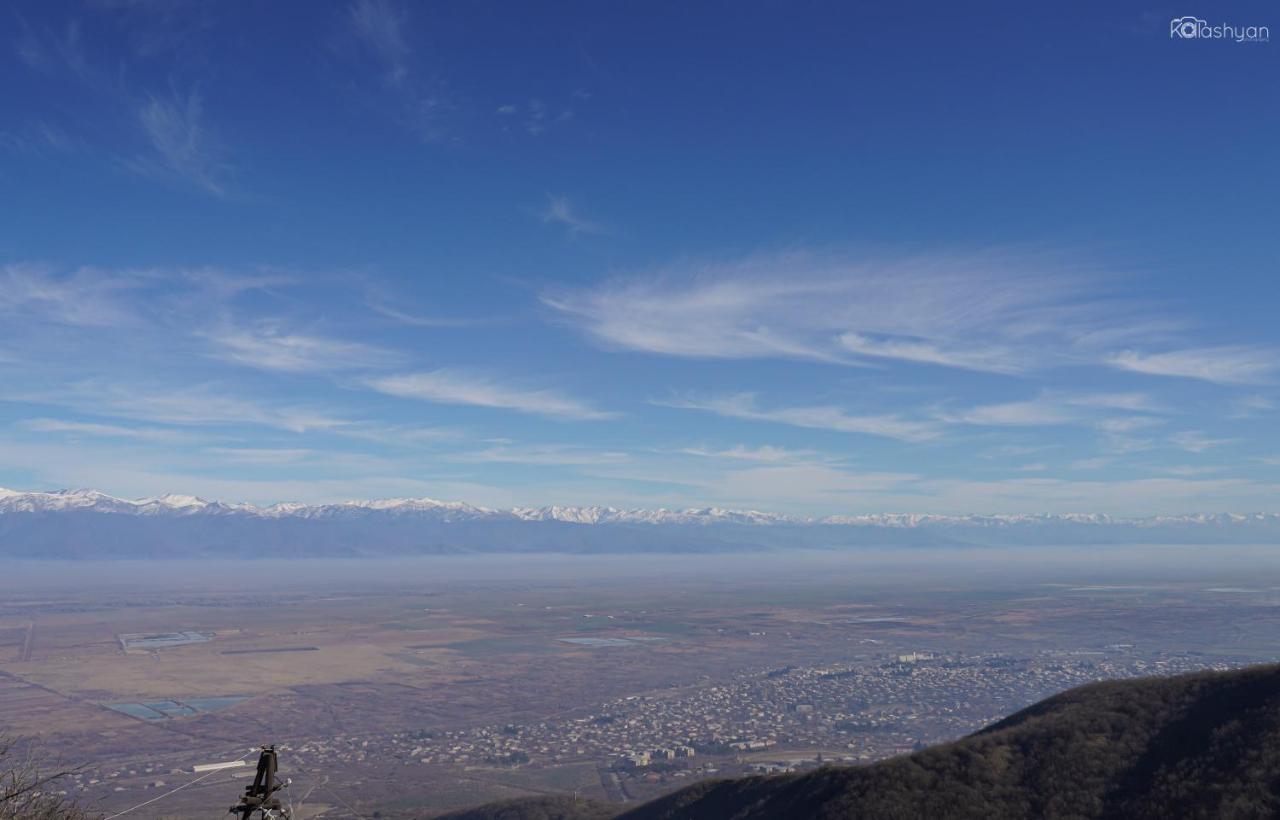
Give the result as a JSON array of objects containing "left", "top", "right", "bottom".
[{"left": 1, "top": 487, "right": 1278, "bottom": 559}]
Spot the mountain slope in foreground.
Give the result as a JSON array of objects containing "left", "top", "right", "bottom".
[{"left": 443, "top": 663, "right": 1280, "bottom": 820}]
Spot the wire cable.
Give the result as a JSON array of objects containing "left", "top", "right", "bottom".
[
  {"left": 102, "top": 749, "right": 256, "bottom": 819},
  {"left": 101, "top": 768, "right": 220, "bottom": 819},
  {"left": 320, "top": 782, "right": 368, "bottom": 819}
]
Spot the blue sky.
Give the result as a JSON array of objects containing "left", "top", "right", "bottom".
[{"left": 1, "top": 0, "right": 1277, "bottom": 514}]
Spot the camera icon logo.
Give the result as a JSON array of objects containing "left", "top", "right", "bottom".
[{"left": 1170, "top": 16, "right": 1206, "bottom": 38}]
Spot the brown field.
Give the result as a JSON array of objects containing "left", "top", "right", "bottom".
[{"left": 4, "top": 552, "right": 1280, "bottom": 817}]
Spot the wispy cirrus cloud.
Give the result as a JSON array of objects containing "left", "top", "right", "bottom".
[
  {"left": 659, "top": 393, "right": 940, "bottom": 442},
  {"left": 677, "top": 444, "right": 826, "bottom": 464},
  {"left": 1095, "top": 416, "right": 1165, "bottom": 454},
  {"left": 941, "top": 392, "right": 1163, "bottom": 427},
  {"left": 18, "top": 381, "right": 352, "bottom": 434},
  {"left": 343, "top": 0, "right": 449, "bottom": 139},
  {"left": 203, "top": 447, "right": 315, "bottom": 465},
  {"left": 837, "top": 333, "right": 1026, "bottom": 374},
  {"left": 1159, "top": 464, "right": 1225, "bottom": 477},
  {"left": 365, "top": 301, "right": 489, "bottom": 328},
  {"left": 545, "top": 248, "right": 1277, "bottom": 397},
  {"left": 1097, "top": 417, "right": 1164, "bottom": 435},
  {"left": 1229, "top": 394, "right": 1274, "bottom": 419},
  {"left": 14, "top": 18, "right": 89, "bottom": 77},
  {"left": 204, "top": 322, "right": 399, "bottom": 373},
  {"left": 1169, "top": 430, "right": 1237, "bottom": 453},
  {"left": 886, "top": 476, "right": 1280, "bottom": 516},
  {"left": 13, "top": 9, "right": 234, "bottom": 197},
  {"left": 127, "top": 91, "right": 230, "bottom": 195},
  {"left": 0, "top": 263, "right": 143, "bottom": 327},
  {"left": 19, "top": 417, "right": 202, "bottom": 443},
  {"left": 1107, "top": 347, "right": 1276, "bottom": 385},
  {"left": 541, "top": 195, "right": 607, "bottom": 237},
  {"left": 348, "top": 0, "right": 410, "bottom": 84},
  {"left": 450, "top": 443, "right": 629, "bottom": 466},
  {"left": 0, "top": 119, "right": 79, "bottom": 156},
  {"left": 496, "top": 98, "right": 579, "bottom": 138},
  {"left": 944, "top": 398, "right": 1079, "bottom": 427},
  {"left": 370, "top": 370, "right": 615, "bottom": 420},
  {"left": 544, "top": 249, "right": 1126, "bottom": 369}
]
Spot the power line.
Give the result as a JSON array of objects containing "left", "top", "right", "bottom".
[
  {"left": 320, "top": 782, "right": 369, "bottom": 820},
  {"left": 102, "top": 768, "right": 220, "bottom": 819},
  {"left": 102, "top": 749, "right": 255, "bottom": 820}
]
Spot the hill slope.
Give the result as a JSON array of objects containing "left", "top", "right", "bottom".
[
  {"left": 454, "top": 664, "right": 1280, "bottom": 819},
  {"left": 436, "top": 796, "right": 616, "bottom": 820}
]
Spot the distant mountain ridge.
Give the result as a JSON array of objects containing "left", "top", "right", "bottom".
[
  {"left": 442, "top": 663, "right": 1280, "bottom": 820},
  {"left": 2, "top": 487, "right": 1279, "bottom": 559}
]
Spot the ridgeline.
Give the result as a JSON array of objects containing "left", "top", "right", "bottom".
[{"left": 441, "top": 663, "right": 1280, "bottom": 819}]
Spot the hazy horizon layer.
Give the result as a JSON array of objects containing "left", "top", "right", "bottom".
[{"left": 8, "top": 545, "right": 1280, "bottom": 592}]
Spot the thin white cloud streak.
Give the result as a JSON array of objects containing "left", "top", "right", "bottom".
[
  {"left": 979, "top": 444, "right": 1057, "bottom": 459},
  {"left": 1170, "top": 431, "right": 1237, "bottom": 453},
  {"left": 0, "top": 437, "right": 457, "bottom": 506},
  {"left": 20, "top": 417, "right": 201, "bottom": 443},
  {"left": 14, "top": 15, "right": 232, "bottom": 196},
  {"left": 18, "top": 381, "right": 351, "bottom": 433},
  {"left": 348, "top": 0, "right": 410, "bottom": 84},
  {"left": 945, "top": 398, "right": 1079, "bottom": 426},
  {"left": 677, "top": 444, "right": 825, "bottom": 464},
  {"left": 3, "top": 431, "right": 1277, "bottom": 515},
  {"left": 0, "top": 263, "right": 142, "bottom": 327},
  {"left": 837, "top": 333, "right": 1025, "bottom": 374},
  {"left": 876, "top": 477, "right": 1280, "bottom": 516},
  {"left": 1107, "top": 347, "right": 1277, "bottom": 385},
  {"left": 546, "top": 249, "right": 1275, "bottom": 394},
  {"left": 659, "top": 393, "right": 940, "bottom": 442},
  {"left": 496, "top": 99, "right": 576, "bottom": 138},
  {"left": 0, "top": 119, "right": 79, "bottom": 156},
  {"left": 203, "top": 447, "right": 314, "bottom": 465},
  {"left": 1066, "top": 392, "right": 1163, "bottom": 412},
  {"left": 544, "top": 249, "right": 1132, "bottom": 369},
  {"left": 1096, "top": 417, "right": 1164, "bottom": 435},
  {"left": 204, "top": 323, "right": 398, "bottom": 372},
  {"left": 333, "top": 423, "right": 459, "bottom": 447},
  {"left": 569, "top": 454, "right": 1280, "bottom": 516},
  {"left": 1160, "top": 465, "right": 1224, "bottom": 477},
  {"left": 343, "top": 0, "right": 448, "bottom": 139},
  {"left": 370, "top": 370, "right": 615, "bottom": 420},
  {"left": 450, "top": 444, "right": 629, "bottom": 466},
  {"left": 541, "top": 195, "right": 607, "bottom": 236},
  {"left": 182, "top": 268, "right": 298, "bottom": 299},
  {"left": 708, "top": 463, "right": 921, "bottom": 504},
  {"left": 943, "top": 393, "right": 1164, "bottom": 427},
  {"left": 14, "top": 19, "right": 88, "bottom": 77},
  {"left": 128, "top": 92, "right": 229, "bottom": 195},
  {"left": 572, "top": 455, "right": 920, "bottom": 512},
  {"left": 1230, "top": 395, "right": 1275, "bottom": 419},
  {"left": 366, "top": 302, "right": 485, "bottom": 328}
]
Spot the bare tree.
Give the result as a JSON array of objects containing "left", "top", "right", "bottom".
[{"left": 0, "top": 736, "right": 95, "bottom": 820}]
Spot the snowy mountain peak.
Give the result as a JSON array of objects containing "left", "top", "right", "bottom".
[
  {"left": 0, "top": 487, "right": 1277, "bottom": 532},
  {"left": 1, "top": 486, "right": 1279, "bottom": 558},
  {"left": 140, "top": 494, "right": 212, "bottom": 509}
]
